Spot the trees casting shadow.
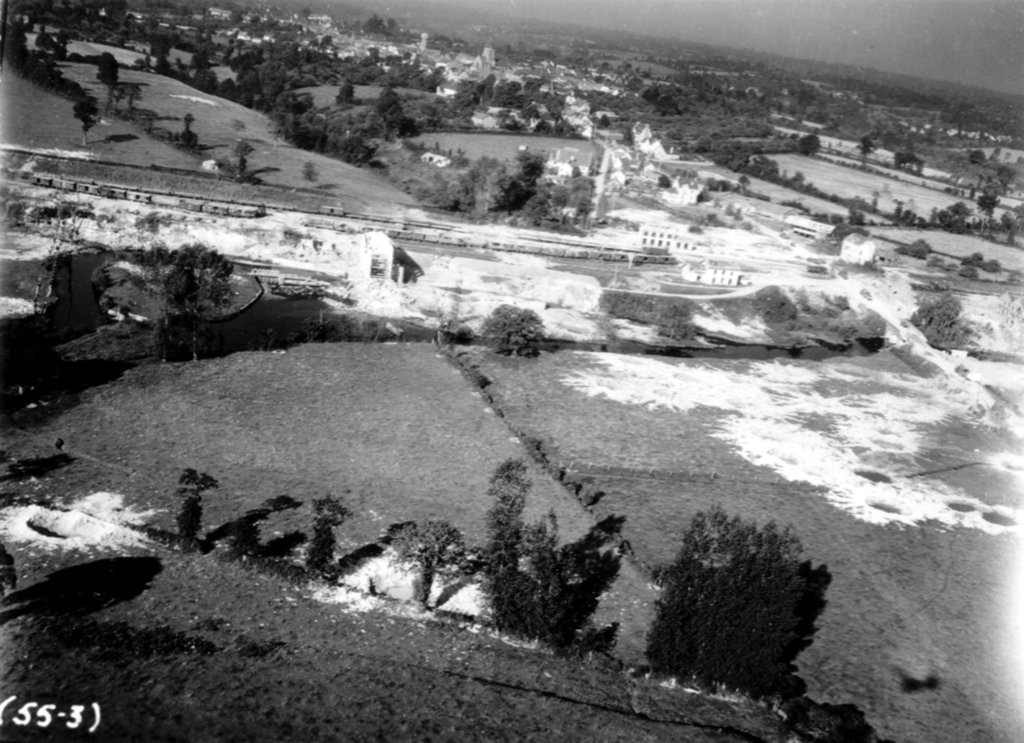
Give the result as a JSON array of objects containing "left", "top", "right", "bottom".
[
  {"left": 0, "top": 556, "right": 162, "bottom": 626},
  {"left": 1, "top": 453, "right": 75, "bottom": 482}
]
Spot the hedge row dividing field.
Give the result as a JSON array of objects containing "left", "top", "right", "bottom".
[{"left": 465, "top": 347, "right": 1022, "bottom": 743}]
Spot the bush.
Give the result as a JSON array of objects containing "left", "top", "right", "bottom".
[
  {"left": 481, "top": 304, "right": 545, "bottom": 357},
  {"left": 599, "top": 292, "right": 697, "bottom": 340},
  {"left": 227, "top": 518, "right": 261, "bottom": 560},
  {"left": 646, "top": 506, "right": 831, "bottom": 699},
  {"left": 306, "top": 497, "right": 351, "bottom": 578},
  {"left": 391, "top": 520, "right": 466, "bottom": 608},
  {"left": 482, "top": 459, "right": 621, "bottom": 649},
  {"left": 979, "top": 259, "right": 1001, "bottom": 273},
  {"left": 781, "top": 696, "right": 891, "bottom": 743},
  {"left": 960, "top": 251, "right": 985, "bottom": 267},
  {"left": 957, "top": 265, "right": 979, "bottom": 280},
  {"left": 175, "top": 469, "right": 218, "bottom": 548},
  {"left": 910, "top": 292, "right": 973, "bottom": 348},
  {"left": 895, "top": 240, "right": 931, "bottom": 259},
  {"left": 754, "top": 286, "right": 798, "bottom": 324}
]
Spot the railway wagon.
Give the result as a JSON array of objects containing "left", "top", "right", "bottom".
[{"left": 319, "top": 205, "right": 346, "bottom": 217}]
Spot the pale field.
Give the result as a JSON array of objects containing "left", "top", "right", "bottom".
[{"left": 772, "top": 154, "right": 981, "bottom": 217}]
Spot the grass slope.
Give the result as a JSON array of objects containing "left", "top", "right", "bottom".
[
  {"left": 3, "top": 65, "right": 413, "bottom": 212},
  {"left": 0, "top": 342, "right": 791, "bottom": 741},
  {"left": 466, "top": 348, "right": 1022, "bottom": 743}
]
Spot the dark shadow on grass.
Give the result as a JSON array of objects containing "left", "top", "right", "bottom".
[
  {"left": 898, "top": 670, "right": 941, "bottom": 692},
  {"left": 0, "top": 556, "right": 162, "bottom": 626},
  {"left": 260, "top": 531, "right": 307, "bottom": 558},
  {"left": 101, "top": 133, "right": 139, "bottom": 144},
  {"left": 314, "top": 183, "right": 338, "bottom": 191},
  {"left": 250, "top": 166, "right": 281, "bottom": 176},
  {"left": 201, "top": 494, "right": 303, "bottom": 552},
  {"left": 32, "top": 615, "right": 219, "bottom": 659},
  {"left": 58, "top": 359, "right": 135, "bottom": 394},
  {"left": 1, "top": 453, "right": 75, "bottom": 482}
]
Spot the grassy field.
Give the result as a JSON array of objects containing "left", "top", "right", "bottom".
[
  {"left": 870, "top": 227, "right": 1024, "bottom": 273},
  {"left": 3, "top": 66, "right": 413, "bottom": 212},
  {"left": 699, "top": 165, "right": 847, "bottom": 217},
  {"left": 772, "top": 154, "right": 974, "bottom": 217},
  {"left": 466, "top": 348, "right": 1023, "bottom": 743},
  {"left": 409, "top": 132, "right": 597, "bottom": 164},
  {"left": 0, "top": 342, "right": 801, "bottom": 741},
  {"left": 0, "top": 72, "right": 191, "bottom": 169},
  {"left": 0, "top": 450, "right": 780, "bottom": 743}
]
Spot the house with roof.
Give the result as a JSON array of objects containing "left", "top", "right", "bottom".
[
  {"left": 548, "top": 147, "right": 594, "bottom": 178},
  {"left": 784, "top": 214, "right": 835, "bottom": 240},
  {"left": 839, "top": 234, "right": 877, "bottom": 264},
  {"left": 680, "top": 259, "right": 744, "bottom": 286},
  {"left": 421, "top": 152, "right": 451, "bottom": 168},
  {"left": 639, "top": 225, "right": 698, "bottom": 253}
]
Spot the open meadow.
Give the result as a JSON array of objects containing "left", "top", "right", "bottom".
[
  {"left": 870, "top": 227, "right": 1024, "bottom": 273},
  {"left": 410, "top": 132, "right": 598, "bottom": 164},
  {"left": 772, "top": 154, "right": 979, "bottom": 217},
  {"left": 466, "top": 347, "right": 1023, "bottom": 743}
]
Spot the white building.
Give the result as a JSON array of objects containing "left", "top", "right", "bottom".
[
  {"left": 421, "top": 152, "right": 451, "bottom": 168},
  {"left": 784, "top": 214, "right": 835, "bottom": 240},
  {"left": 639, "top": 225, "right": 698, "bottom": 252},
  {"left": 361, "top": 231, "right": 396, "bottom": 281},
  {"left": 840, "top": 234, "right": 877, "bottom": 264},
  {"left": 681, "top": 259, "right": 744, "bottom": 286}
]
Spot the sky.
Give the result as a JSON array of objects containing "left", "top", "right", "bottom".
[{"left": 406, "top": 0, "right": 1024, "bottom": 95}]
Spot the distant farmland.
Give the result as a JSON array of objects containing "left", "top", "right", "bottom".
[
  {"left": 410, "top": 132, "right": 597, "bottom": 164},
  {"left": 772, "top": 154, "right": 982, "bottom": 217}
]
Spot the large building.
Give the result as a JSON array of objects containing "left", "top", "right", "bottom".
[
  {"left": 784, "top": 214, "right": 835, "bottom": 240},
  {"left": 639, "top": 225, "right": 699, "bottom": 252}
]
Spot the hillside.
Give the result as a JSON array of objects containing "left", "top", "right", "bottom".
[
  {"left": 0, "top": 344, "right": 790, "bottom": 742},
  {"left": 1, "top": 66, "right": 415, "bottom": 213}
]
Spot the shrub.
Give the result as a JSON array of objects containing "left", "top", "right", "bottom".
[
  {"left": 960, "top": 251, "right": 985, "bottom": 267},
  {"left": 910, "top": 292, "right": 973, "bottom": 348},
  {"left": 482, "top": 459, "right": 621, "bottom": 649},
  {"left": 979, "top": 259, "right": 1001, "bottom": 273},
  {"left": 175, "top": 469, "right": 218, "bottom": 548},
  {"left": 306, "top": 497, "right": 351, "bottom": 578},
  {"left": 391, "top": 520, "right": 467, "bottom": 608},
  {"left": 481, "top": 304, "right": 545, "bottom": 357},
  {"left": 781, "top": 696, "right": 891, "bottom": 743},
  {"left": 754, "top": 286, "right": 798, "bottom": 324},
  {"left": 599, "top": 292, "right": 697, "bottom": 340},
  {"left": 646, "top": 506, "right": 831, "bottom": 699},
  {"left": 895, "top": 240, "right": 931, "bottom": 259},
  {"left": 227, "top": 518, "right": 261, "bottom": 560},
  {"left": 957, "top": 265, "right": 979, "bottom": 280}
]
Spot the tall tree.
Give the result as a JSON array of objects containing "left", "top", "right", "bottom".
[
  {"left": 392, "top": 521, "right": 466, "bottom": 608},
  {"left": 72, "top": 96, "right": 99, "bottom": 146},
  {"left": 857, "top": 135, "right": 876, "bottom": 164},
  {"left": 375, "top": 86, "right": 404, "bottom": 139},
  {"left": 96, "top": 52, "right": 119, "bottom": 111},
  {"left": 647, "top": 506, "right": 831, "bottom": 699}
]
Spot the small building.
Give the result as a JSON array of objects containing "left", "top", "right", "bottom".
[
  {"left": 421, "top": 152, "right": 451, "bottom": 168},
  {"left": 681, "top": 259, "right": 744, "bottom": 286},
  {"left": 784, "top": 214, "right": 834, "bottom": 240},
  {"left": 547, "top": 147, "right": 593, "bottom": 178},
  {"left": 361, "top": 231, "right": 397, "bottom": 281},
  {"left": 840, "top": 233, "right": 877, "bottom": 265}
]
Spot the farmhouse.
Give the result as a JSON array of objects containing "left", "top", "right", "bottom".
[
  {"left": 680, "top": 259, "right": 744, "bottom": 286},
  {"left": 784, "top": 214, "right": 835, "bottom": 240},
  {"left": 421, "top": 152, "right": 451, "bottom": 168},
  {"left": 840, "top": 234, "right": 877, "bottom": 265},
  {"left": 548, "top": 147, "right": 593, "bottom": 178}
]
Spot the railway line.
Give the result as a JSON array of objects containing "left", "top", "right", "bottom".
[{"left": 9, "top": 168, "right": 678, "bottom": 267}]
